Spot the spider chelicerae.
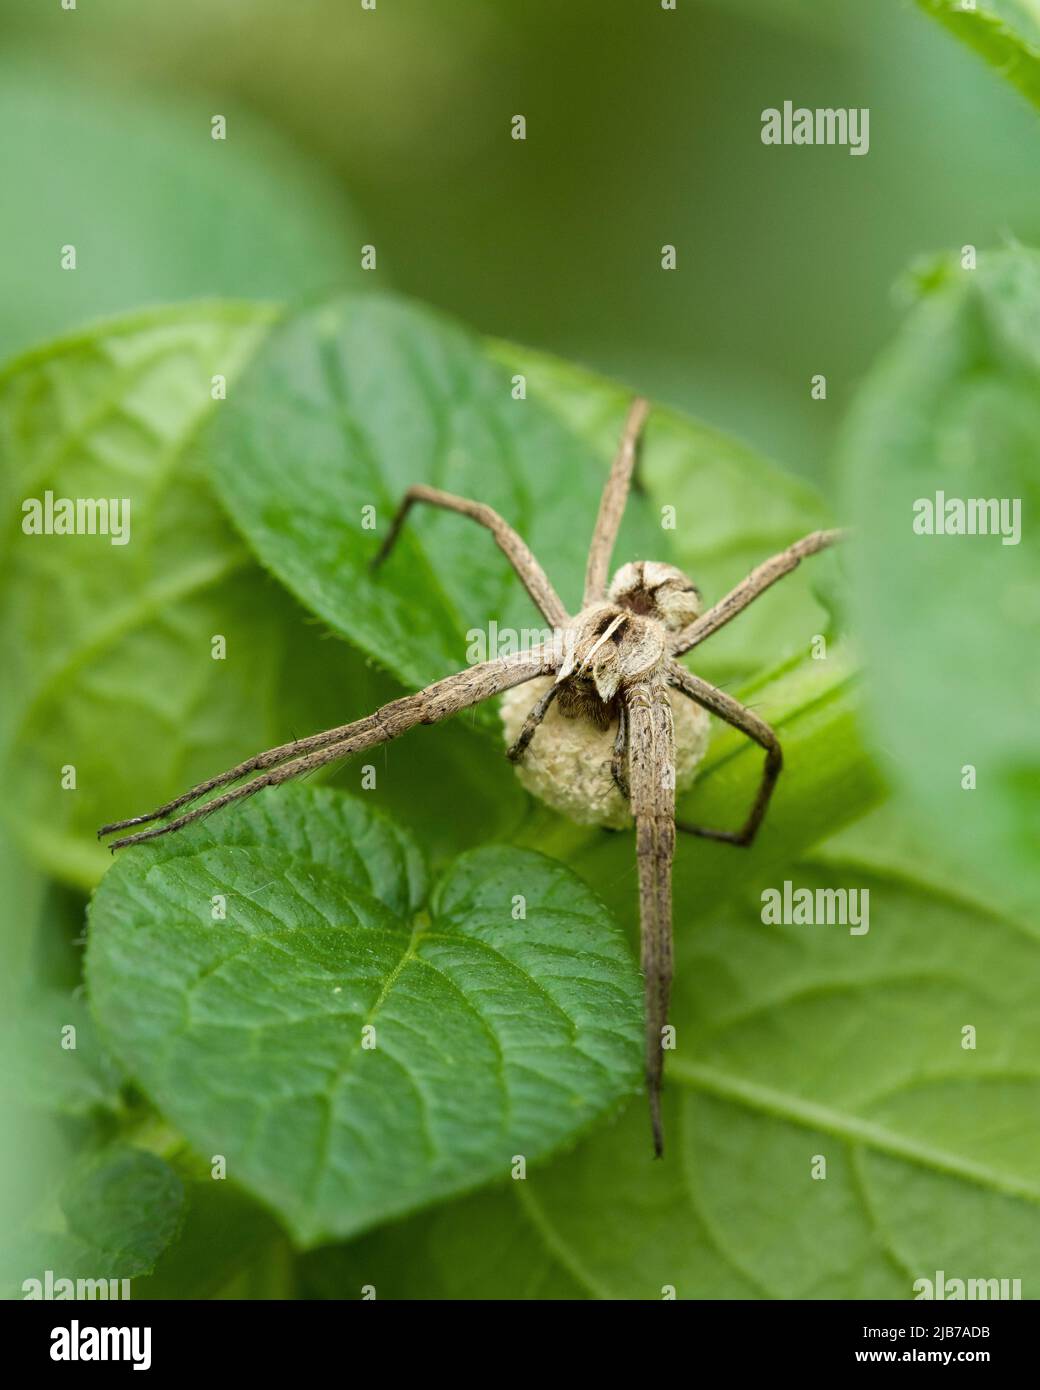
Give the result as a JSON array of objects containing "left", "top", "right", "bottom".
[{"left": 99, "top": 397, "right": 842, "bottom": 1155}]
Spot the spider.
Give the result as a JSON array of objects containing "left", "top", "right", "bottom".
[{"left": 99, "top": 398, "right": 842, "bottom": 1156}]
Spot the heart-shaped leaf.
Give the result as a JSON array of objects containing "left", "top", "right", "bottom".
[{"left": 86, "top": 787, "right": 642, "bottom": 1244}]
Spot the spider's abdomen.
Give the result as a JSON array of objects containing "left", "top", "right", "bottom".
[{"left": 500, "top": 676, "right": 709, "bottom": 829}]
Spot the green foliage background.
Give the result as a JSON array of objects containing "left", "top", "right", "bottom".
[{"left": 1, "top": 0, "right": 1038, "bottom": 1300}]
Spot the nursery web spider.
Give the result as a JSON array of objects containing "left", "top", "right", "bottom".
[{"left": 100, "top": 398, "right": 842, "bottom": 1156}]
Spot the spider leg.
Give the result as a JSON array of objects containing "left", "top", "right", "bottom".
[
  {"left": 99, "top": 647, "right": 558, "bottom": 849},
  {"left": 667, "top": 659, "right": 781, "bottom": 847},
  {"left": 582, "top": 396, "right": 650, "bottom": 607},
  {"left": 625, "top": 676, "right": 676, "bottom": 1158},
  {"left": 370, "top": 483, "right": 569, "bottom": 628},
  {"left": 670, "top": 528, "right": 846, "bottom": 657},
  {"left": 505, "top": 682, "right": 559, "bottom": 762},
  {"left": 98, "top": 725, "right": 376, "bottom": 837},
  {"left": 611, "top": 704, "right": 630, "bottom": 799}
]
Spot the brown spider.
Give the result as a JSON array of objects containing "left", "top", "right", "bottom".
[{"left": 99, "top": 398, "right": 842, "bottom": 1156}]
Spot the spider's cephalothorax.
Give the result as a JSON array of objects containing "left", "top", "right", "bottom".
[{"left": 99, "top": 394, "right": 843, "bottom": 1158}]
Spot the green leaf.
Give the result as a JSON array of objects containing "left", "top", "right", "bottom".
[
  {"left": 300, "top": 801, "right": 1040, "bottom": 1299},
  {"left": 300, "top": 1183, "right": 589, "bottom": 1300},
  {"left": 915, "top": 1, "right": 1040, "bottom": 112},
  {"left": 0, "top": 989, "right": 124, "bottom": 1120},
  {"left": 840, "top": 245, "right": 1040, "bottom": 911},
  {"left": 0, "top": 302, "right": 523, "bottom": 887},
  {"left": 57, "top": 1146, "right": 186, "bottom": 1279},
  {"left": 3, "top": 1145, "right": 185, "bottom": 1295},
  {"left": 0, "top": 303, "right": 268, "bottom": 885},
  {"left": 0, "top": 60, "right": 362, "bottom": 362},
  {"left": 133, "top": 1181, "right": 289, "bottom": 1301},
  {"left": 86, "top": 787, "right": 642, "bottom": 1245},
  {"left": 204, "top": 293, "right": 662, "bottom": 698}
]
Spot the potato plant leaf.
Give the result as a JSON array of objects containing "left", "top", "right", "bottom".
[{"left": 86, "top": 787, "right": 642, "bottom": 1245}]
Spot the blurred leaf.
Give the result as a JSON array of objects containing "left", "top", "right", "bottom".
[
  {"left": 841, "top": 245, "right": 1040, "bottom": 912},
  {"left": 204, "top": 292, "right": 662, "bottom": 700},
  {"left": 301, "top": 802, "right": 1040, "bottom": 1298},
  {"left": 0, "top": 60, "right": 361, "bottom": 362},
  {"left": 57, "top": 1146, "right": 185, "bottom": 1277},
  {"left": 0, "top": 302, "right": 269, "bottom": 886},
  {"left": 0, "top": 857, "right": 127, "bottom": 1285},
  {"left": 915, "top": 0, "right": 1040, "bottom": 110},
  {"left": 0, "top": 832, "right": 55, "bottom": 1000},
  {"left": 0, "top": 303, "right": 524, "bottom": 888},
  {"left": 86, "top": 787, "right": 643, "bottom": 1245},
  {"left": 134, "top": 1180, "right": 289, "bottom": 1301},
  {"left": 300, "top": 1182, "right": 588, "bottom": 1299},
  {"left": 4, "top": 1145, "right": 184, "bottom": 1295},
  {"left": 0, "top": 989, "right": 124, "bottom": 1119}
]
